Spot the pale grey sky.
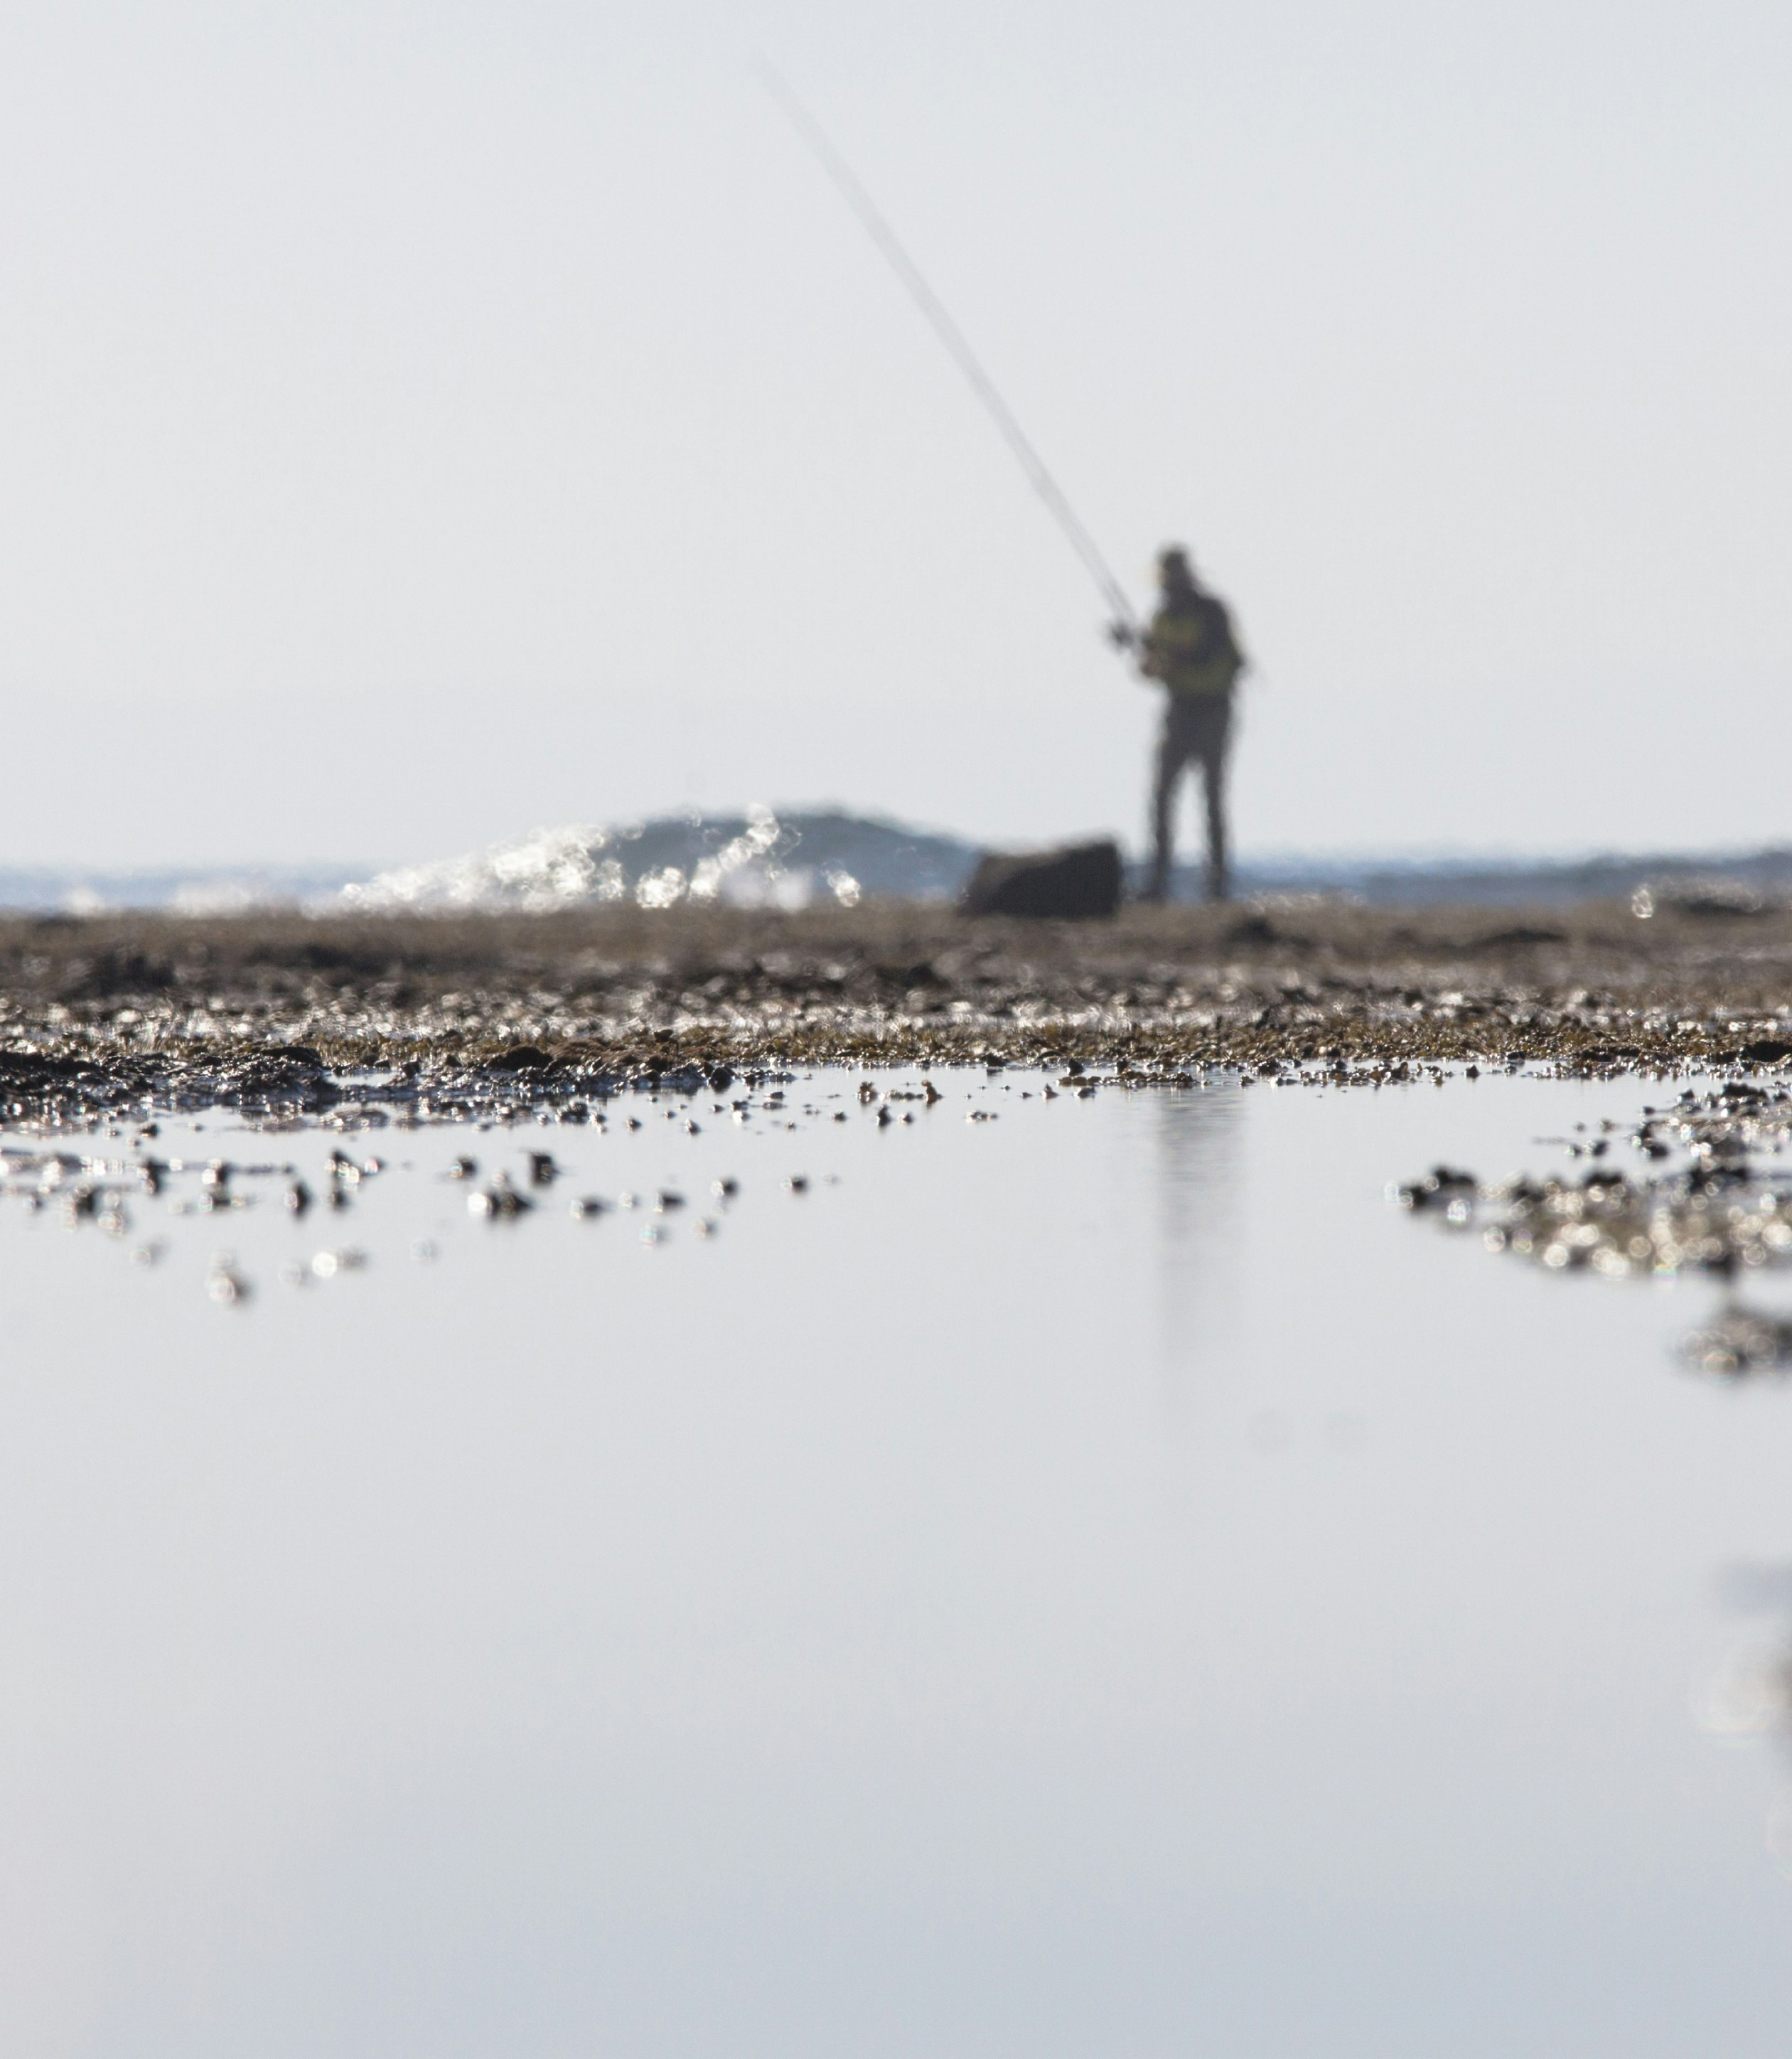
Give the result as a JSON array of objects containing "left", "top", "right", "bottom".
[{"left": 1, "top": 0, "right": 1788, "bottom": 867}]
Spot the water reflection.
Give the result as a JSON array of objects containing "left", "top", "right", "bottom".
[
  {"left": 1153, "top": 1074, "right": 1246, "bottom": 1250},
  {"left": 1150, "top": 1075, "right": 1245, "bottom": 1426},
  {"left": 6, "top": 1072, "right": 1792, "bottom": 2052},
  {"left": 1705, "top": 1561, "right": 1792, "bottom": 1873}
]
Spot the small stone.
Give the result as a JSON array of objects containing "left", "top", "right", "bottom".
[{"left": 207, "top": 1260, "right": 250, "bottom": 1307}]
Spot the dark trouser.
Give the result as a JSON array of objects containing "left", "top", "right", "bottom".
[{"left": 1148, "top": 692, "right": 1232, "bottom": 902}]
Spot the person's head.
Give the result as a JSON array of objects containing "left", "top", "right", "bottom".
[{"left": 1157, "top": 545, "right": 1197, "bottom": 596}]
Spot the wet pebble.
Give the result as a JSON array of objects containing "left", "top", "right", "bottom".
[
  {"left": 1681, "top": 1305, "right": 1792, "bottom": 1377},
  {"left": 206, "top": 1256, "right": 250, "bottom": 1307},
  {"left": 1402, "top": 1086, "right": 1792, "bottom": 1280}
]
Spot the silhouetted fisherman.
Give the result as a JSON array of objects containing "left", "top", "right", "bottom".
[{"left": 1120, "top": 545, "right": 1247, "bottom": 902}]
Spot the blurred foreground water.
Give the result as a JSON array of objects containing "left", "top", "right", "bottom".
[{"left": 4, "top": 1070, "right": 1792, "bottom": 2055}]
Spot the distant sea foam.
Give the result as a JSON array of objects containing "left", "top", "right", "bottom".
[
  {"left": 339, "top": 808, "right": 980, "bottom": 913},
  {"left": 0, "top": 810, "right": 982, "bottom": 916}
]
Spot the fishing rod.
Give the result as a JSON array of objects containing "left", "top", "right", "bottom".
[{"left": 758, "top": 63, "right": 1142, "bottom": 643}]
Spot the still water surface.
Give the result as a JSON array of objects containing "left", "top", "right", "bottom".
[{"left": 4, "top": 1069, "right": 1791, "bottom": 2055}]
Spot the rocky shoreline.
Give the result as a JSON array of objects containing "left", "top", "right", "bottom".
[{"left": 3, "top": 897, "right": 1791, "bottom": 1124}]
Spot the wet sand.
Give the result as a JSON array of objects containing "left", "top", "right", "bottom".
[{"left": 4, "top": 896, "right": 1792, "bottom": 1119}]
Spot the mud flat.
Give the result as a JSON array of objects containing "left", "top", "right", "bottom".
[{"left": 4, "top": 895, "right": 1792, "bottom": 1122}]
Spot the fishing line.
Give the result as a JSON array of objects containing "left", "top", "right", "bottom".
[{"left": 758, "top": 61, "right": 1140, "bottom": 640}]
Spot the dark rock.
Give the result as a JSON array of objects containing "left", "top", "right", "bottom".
[
  {"left": 652, "top": 1066, "right": 708, "bottom": 1097},
  {"left": 0, "top": 1049, "right": 83, "bottom": 1081},
  {"left": 488, "top": 1044, "right": 552, "bottom": 1071},
  {"left": 285, "top": 938, "right": 397, "bottom": 974},
  {"left": 1396, "top": 1165, "right": 1479, "bottom": 1209},
  {"left": 960, "top": 840, "right": 1122, "bottom": 920},
  {"left": 57, "top": 948, "right": 177, "bottom": 999},
  {"left": 1468, "top": 926, "right": 1567, "bottom": 950}
]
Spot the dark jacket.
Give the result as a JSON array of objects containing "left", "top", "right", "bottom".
[{"left": 1142, "top": 589, "right": 1244, "bottom": 697}]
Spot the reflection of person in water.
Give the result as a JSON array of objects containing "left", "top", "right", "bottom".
[
  {"left": 1149, "top": 1075, "right": 1248, "bottom": 1431},
  {"left": 1121, "top": 545, "right": 1248, "bottom": 904}
]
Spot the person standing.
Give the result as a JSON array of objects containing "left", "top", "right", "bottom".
[{"left": 1123, "top": 545, "right": 1247, "bottom": 902}]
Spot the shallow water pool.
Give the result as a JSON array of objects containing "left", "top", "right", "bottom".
[{"left": 4, "top": 1068, "right": 1791, "bottom": 2057}]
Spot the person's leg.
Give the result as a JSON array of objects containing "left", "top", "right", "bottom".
[
  {"left": 1147, "top": 708, "right": 1187, "bottom": 901},
  {"left": 1198, "top": 700, "right": 1234, "bottom": 902}
]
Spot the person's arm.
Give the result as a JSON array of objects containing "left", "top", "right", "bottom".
[{"left": 1129, "top": 609, "right": 1166, "bottom": 681}]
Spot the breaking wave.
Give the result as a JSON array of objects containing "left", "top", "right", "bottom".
[{"left": 339, "top": 808, "right": 983, "bottom": 914}]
